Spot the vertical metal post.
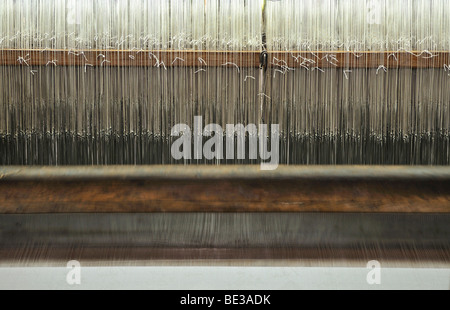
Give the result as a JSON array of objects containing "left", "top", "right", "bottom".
[{"left": 259, "top": 0, "right": 268, "bottom": 124}]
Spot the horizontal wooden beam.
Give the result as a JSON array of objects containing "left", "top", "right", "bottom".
[
  {"left": 0, "top": 49, "right": 261, "bottom": 68},
  {"left": 1, "top": 49, "right": 449, "bottom": 68},
  {"left": 0, "top": 166, "right": 449, "bottom": 213},
  {"left": 270, "top": 50, "right": 450, "bottom": 69}
]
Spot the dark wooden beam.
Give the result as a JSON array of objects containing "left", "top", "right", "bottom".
[
  {"left": 1, "top": 49, "right": 449, "bottom": 68},
  {"left": 0, "top": 166, "right": 449, "bottom": 213}
]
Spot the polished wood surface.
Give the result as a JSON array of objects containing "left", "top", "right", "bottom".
[{"left": 0, "top": 166, "right": 449, "bottom": 213}]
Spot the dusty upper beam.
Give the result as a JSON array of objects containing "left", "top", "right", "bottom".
[
  {"left": 1, "top": 49, "right": 448, "bottom": 68},
  {"left": 0, "top": 166, "right": 449, "bottom": 213}
]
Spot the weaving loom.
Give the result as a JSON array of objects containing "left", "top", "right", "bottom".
[{"left": 0, "top": 0, "right": 449, "bottom": 289}]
